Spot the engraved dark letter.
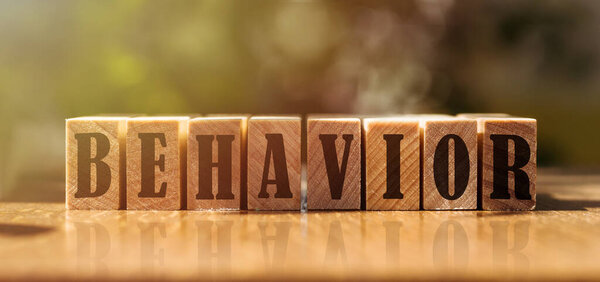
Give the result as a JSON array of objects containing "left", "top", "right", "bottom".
[
  {"left": 490, "top": 135, "right": 532, "bottom": 200},
  {"left": 196, "top": 135, "right": 235, "bottom": 200},
  {"left": 259, "top": 134, "right": 292, "bottom": 198},
  {"left": 75, "top": 133, "right": 111, "bottom": 198},
  {"left": 319, "top": 134, "right": 353, "bottom": 199},
  {"left": 433, "top": 134, "right": 470, "bottom": 200},
  {"left": 383, "top": 134, "right": 404, "bottom": 199},
  {"left": 138, "top": 133, "right": 167, "bottom": 197}
]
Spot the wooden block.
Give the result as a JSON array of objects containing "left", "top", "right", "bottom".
[
  {"left": 307, "top": 116, "right": 361, "bottom": 210},
  {"left": 363, "top": 117, "right": 420, "bottom": 210},
  {"left": 247, "top": 116, "right": 301, "bottom": 210},
  {"left": 187, "top": 116, "right": 248, "bottom": 210},
  {"left": 421, "top": 117, "right": 478, "bottom": 210},
  {"left": 475, "top": 116, "right": 537, "bottom": 210},
  {"left": 126, "top": 117, "right": 189, "bottom": 210},
  {"left": 66, "top": 117, "right": 127, "bottom": 210}
]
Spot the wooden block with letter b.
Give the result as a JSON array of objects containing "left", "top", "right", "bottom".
[
  {"left": 247, "top": 116, "right": 301, "bottom": 210},
  {"left": 363, "top": 117, "right": 420, "bottom": 210},
  {"left": 66, "top": 117, "right": 127, "bottom": 210},
  {"left": 421, "top": 116, "right": 478, "bottom": 210},
  {"left": 187, "top": 116, "right": 248, "bottom": 210},
  {"left": 126, "top": 117, "right": 189, "bottom": 210},
  {"left": 307, "top": 115, "right": 361, "bottom": 210}
]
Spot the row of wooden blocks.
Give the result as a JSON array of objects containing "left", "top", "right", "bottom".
[{"left": 66, "top": 114, "right": 536, "bottom": 211}]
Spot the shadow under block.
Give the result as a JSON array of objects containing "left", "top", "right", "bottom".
[
  {"left": 247, "top": 116, "right": 301, "bottom": 210},
  {"left": 363, "top": 117, "right": 420, "bottom": 210},
  {"left": 126, "top": 117, "right": 189, "bottom": 210},
  {"left": 421, "top": 117, "right": 478, "bottom": 210},
  {"left": 187, "top": 116, "right": 247, "bottom": 210},
  {"left": 307, "top": 117, "right": 361, "bottom": 210},
  {"left": 478, "top": 117, "right": 537, "bottom": 210},
  {"left": 66, "top": 117, "right": 127, "bottom": 210}
]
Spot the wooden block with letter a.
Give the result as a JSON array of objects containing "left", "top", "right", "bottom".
[
  {"left": 187, "top": 116, "right": 248, "bottom": 210},
  {"left": 363, "top": 117, "right": 420, "bottom": 210},
  {"left": 66, "top": 117, "right": 127, "bottom": 210},
  {"left": 247, "top": 116, "right": 301, "bottom": 210},
  {"left": 126, "top": 117, "right": 189, "bottom": 210},
  {"left": 464, "top": 115, "right": 537, "bottom": 210},
  {"left": 421, "top": 116, "right": 477, "bottom": 210},
  {"left": 307, "top": 116, "right": 361, "bottom": 210}
]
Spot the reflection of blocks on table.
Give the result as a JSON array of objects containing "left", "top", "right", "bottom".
[
  {"left": 421, "top": 116, "right": 478, "bottom": 210},
  {"left": 66, "top": 117, "right": 127, "bottom": 210},
  {"left": 363, "top": 117, "right": 420, "bottom": 210},
  {"left": 307, "top": 116, "right": 361, "bottom": 210},
  {"left": 187, "top": 116, "right": 248, "bottom": 210},
  {"left": 126, "top": 117, "right": 189, "bottom": 210},
  {"left": 247, "top": 116, "right": 301, "bottom": 211},
  {"left": 461, "top": 114, "right": 537, "bottom": 210}
]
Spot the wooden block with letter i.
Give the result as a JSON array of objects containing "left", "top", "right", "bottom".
[
  {"left": 307, "top": 116, "right": 361, "bottom": 210},
  {"left": 127, "top": 117, "right": 189, "bottom": 210},
  {"left": 66, "top": 116, "right": 127, "bottom": 210},
  {"left": 421, "top": 116, "right": 477, "bottom": 210},
  {"left": 187, "top": 116, "right": 248, "bottom": 210},
  {"left": 247, "top": 116, "right": 301, "bottom": 210},
  {"left": 363, "top": 117, "right": 420, "bottom": 210}
]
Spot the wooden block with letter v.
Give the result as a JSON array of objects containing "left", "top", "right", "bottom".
[
  {"left": 307, "top": 115, "right": 361, "bottom": 210},
  {"left": 363, "top": 116, "right": 420, "bottom": 210},
  {"left": 187, "top": 116, "right": 248, "bottom": 210},
  {"left": 421, "top": 116, "right": 477, "bottom": 210},
  {"left": 127, "top": 116, "right": 189, "bottom": 210},
  {"left": 247, "top": 116, "right": 301, "bottom": 210},
  {"left": 66, "top": 116, "right": 128, "bottom": 210},
  {"left": 461, "top": 114, "right": 537, "bottom": 210}
]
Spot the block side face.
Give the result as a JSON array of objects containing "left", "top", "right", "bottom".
[
  {"left": 247, "top": 119, "right": 301, "bottom": 210},
  {"left": 126, "top": 120, "right": 183, "bottom": 210},
  {"left": 66, "top": 119, "right": 121, "bottom": 210},
  {"left": 187, "top": 119, "right": 242, "bottom": 210},
  {"left": 482, "top": 119, "right": 537, "bottom": 210},
  {"left": 365, "top": 120, "right": 420, "bottom": 210},
  {"left": 307, "top": 119, "right": 361, "bottom": 210},
  {"left": 422, "top": 120, "right": 478, "bottom": 210}
]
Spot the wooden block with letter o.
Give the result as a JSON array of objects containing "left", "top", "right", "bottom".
[
  {"left": 421, "top": 116, "right": 478, "bottom": 210},
  {"left": 127, "top": 117, "right": 189, "bottom": 210},
  {"left": 187, "top": 116, "right": 248, "bottom": 210},
  {"left": 363, "top": 117, "right": 420, "bottom": 210},
  {"left": 66, "top": 117, "right": 127, "bottom": 210},
  {"left": 247, "top": 116, "right": 301, "bottom": 210},
  {"left": 307, "top": 116, "right": 361, "bottom": 210}
]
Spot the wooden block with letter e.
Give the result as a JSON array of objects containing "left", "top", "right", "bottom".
[
  {"left": 307, "top": 116, "right": 361, "bottom": 210},
  {"left": 187, "top": 116, "right": 248, "bottom": 210},
  {"left": 66, "top": 116, "right": 127, "bottom": 210},
  {"left": 363, "top": 117, "right": 420, "bottom": 210},
  {"left": 247, "top": 116, "right": 301, "bottom": 210},
  {"left": 127, "top": 117, "right": 189, "bottom": 210},
  {"left": 463, "top": 114, "right": 537, "bottom": 210},
  {"left": 421, "top": 116, "right": 478, "bottom": 210}
]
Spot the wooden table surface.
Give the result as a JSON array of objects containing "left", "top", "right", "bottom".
[{"left": 1, "top": 168, "right": 600, "bottom": 281}]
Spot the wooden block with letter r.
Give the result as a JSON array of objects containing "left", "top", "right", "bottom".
[
  {"left": 66, "top": 116, "right": 127, "bottom": 210},
  {"left": 247, "top": 116, "right": 301, "bottom": 210},
  {"left": 363, "top": 116, "right": 420, "bottom": 210},
  {"left": 307, "top": 115, "right": 361, "bottom": 210},
  {"left": 187, "top": 116, "right": 248, "bottom": 210},
  {"left": 126, "top": 117, "right": 189, "bottom": 210},
  {"left": 421, "top": 116, "right": 478, "bottom": 210}
]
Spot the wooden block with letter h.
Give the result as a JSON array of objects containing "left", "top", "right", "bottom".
[
  {"left": 187, "top": 116, "right": 248, "bottom": 210},
  {"left": 126, "top": 117, "right": 189, "bottom": 210},
  {"left": 247, "top": 116, "right": 301, "bottom": 210},
  {"left": 66, "top": 117, "right": 128, "bottom": 210},
  {"left": 363, "top": 117, "right": 420, "bottom": 210},
  {"left": 307, "top": 116, "right": 361, "bottom": 210}
]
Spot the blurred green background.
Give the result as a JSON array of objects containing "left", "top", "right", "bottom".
[{"left": 1, "top": 0, "right": 599, "bottom": 201}]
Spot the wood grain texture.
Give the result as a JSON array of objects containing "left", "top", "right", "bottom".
[
  {"left": 247, "top": 116, "right": 301, "bottom": 210},
  {"left": 187, "top": 116, "right": 247, "bottom": 210},
  {"left": 66, "top": 117, "right": 127, "bottom": 210},
  {"left": 363, "top": 117, "right": 420, "bottom": 210},
  {"left": 421, "top": 117, "right": 478, "bottom": 210},
  {"left": 126, "top": 117, "right": 189, "bottom": 210},
  {"left": 307, "top": 116, "right": 361, "bottom": 210}
]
